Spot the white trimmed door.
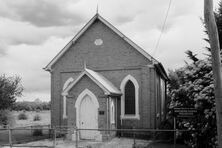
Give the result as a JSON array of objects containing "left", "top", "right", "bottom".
[{"left": 80, "top": 95, "right": 97, "bottom": 139}]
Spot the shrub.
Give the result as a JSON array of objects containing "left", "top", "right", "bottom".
[
  {"left": 32, "top": 128, "right": 43, "bottom": 136},
  {"left": 0, "top": 110, "right": 15, "bottom": 128},
  {"left": 156, "top": 120, "right": 174, "bottom": 141},
  {"left": 33, "top": 114, "right": 41, "bottom": 121},
  {"left": 17, "top": 112, "right": 28, "bottom": 120}
]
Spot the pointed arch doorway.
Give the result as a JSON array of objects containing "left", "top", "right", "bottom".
[{"left": 75, "top": 89, "right": 100, "bottom": 140}]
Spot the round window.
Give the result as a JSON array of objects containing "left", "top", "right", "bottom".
[{"left": 94, "top": 39, "right": 103, "bottom": 46}]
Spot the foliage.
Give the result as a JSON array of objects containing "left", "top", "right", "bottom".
[
  {"left": 0, "top": 75, "right": 23, "bottom": 110},
  {"left": 156, "top": 120, "right": 174, "bottom": 141},
  {"left": 12, "top": 101, "right": 50, "bottom": 111},
  {"left": 33, "top": 114, "right": 41, "bottom": 121},
  {"left": 215, "top": 0, "right": 222, "bottom": 51},
  {"left": 166, "top": 1, "right": 222, "bottom": 146},
  {"left": 0, "top": 110, "right": 15, "bottom": 127},
  {"left": 17, "top": 112, "right": 28, "bottom": 120},
  {"left": 168, "top": 57, "right": 217, "bottom": 147},
  {"left": 32, "top": 128, "right": 43, "bottom": 136}
]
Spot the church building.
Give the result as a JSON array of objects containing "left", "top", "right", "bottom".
[{"left": 44, "top": 13, "right": 168, "bottom": 141}]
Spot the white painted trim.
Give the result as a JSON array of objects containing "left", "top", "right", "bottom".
[
  {"left": 62, "top": 68, "right": 121, "bottom": 96},
  {"left": 44, "top": 15, "right": 99, "bottom": 71},
  {"left": 62, "top": 95, "right": 67, "bottom": 119},
  {"left": 75, "top": 89, "right": 99, "bottom": 129},
  {"left": 62, "top": 77, "right": 74, "bottom": 119},
  {"left": 63, "top": 71, "right": 111, "bottom": 95},
  {"left": 110, "top": 99, "right": 115, "bottom": 124},
  {"left": 63, "top": 77, "right": 74, "bottom": 90},
  {"left": 120, "top": 75, "right": 140, "bottom": 120},
  {"left": 44, "top": 14, "right": 158, "bottom": 71}
]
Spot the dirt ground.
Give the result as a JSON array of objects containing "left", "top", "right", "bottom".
[
  {"left": 2, "top": 138, "right": 190, "bottom": 148},
  {"left": 2, "top": 137, "right": 151, "bottom": 148}
]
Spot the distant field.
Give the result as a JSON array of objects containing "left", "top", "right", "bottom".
[
  {"left": 0, "top": 111, "right": 51, "bottom": 145},
  {"left": 12, "top": 110, "right": 50, "bottom": 127}
]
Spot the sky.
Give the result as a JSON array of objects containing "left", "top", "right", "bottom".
[{"left": 0, "top": 0, "right": 220, "bottom": 102}]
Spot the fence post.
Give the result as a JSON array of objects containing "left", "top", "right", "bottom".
[
  {"left": 8, "top": 127, "right": 12, "bottom": 148},
  {"left": 132, "top": 127, "right": 136, "bottom": 148},
  {"left": 53, "top": 127, "right": 56, "bottom": 148},
  {"left": 174, "top": 117, "right": 176, "bottom": 148},
  {"left": 48, "top": 125, "right": 51, "bottom": 138},
  {"left": 31, "top": 126, "right": 33, "bottom": 141},
  {"left": 75, "top": 127, "right": 78, "bottom": 148}
]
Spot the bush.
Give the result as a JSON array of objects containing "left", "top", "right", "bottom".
[
  {"left": 32, "top": 128, "right": 43, "bottom": 136},
  {"left": 33, "top": 114, "right": 41, "bottom": 121},
  {"left": 156, "top": 120, "right": 174, "bottom": 141},
  {"left": 17, "top": 112, "right": 28, "bottom": 120},
  {"left": 0, "top": 110, "right": 15, "bottom": 128}
]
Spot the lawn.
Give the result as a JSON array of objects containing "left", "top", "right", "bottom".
[
  {"left": 12, "top": 110, "right": 50, "bottom": 127},
  {"left": 1, "top": 111, "right": 190, "bottom": 148},
  {"left": 0, "top": 110, "right": 51, "bottom": 145}
]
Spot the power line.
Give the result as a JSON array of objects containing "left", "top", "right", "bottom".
[{"left": 153, "top": 0, "right": 172, "bottom": 56}]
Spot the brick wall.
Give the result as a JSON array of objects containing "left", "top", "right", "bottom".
[{"left": 49, "top": 18, "right": 162, "bottom": 130}]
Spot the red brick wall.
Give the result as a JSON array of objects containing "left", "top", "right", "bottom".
[{"left": 49, "top": 19, "right": 163, "bottom": 130}]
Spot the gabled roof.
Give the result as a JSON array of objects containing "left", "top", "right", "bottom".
[
  {"left": 62, "top": 67, "right": 121, "bottom": 96},
  {"left": 44, "top": 13, "right": 159, "bottom": 71}
]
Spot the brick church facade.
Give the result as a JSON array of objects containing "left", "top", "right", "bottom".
[{"left": 44, "top": 13, "right": 168, "bottom": 141}]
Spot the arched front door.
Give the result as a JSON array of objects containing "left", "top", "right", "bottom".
[
  {"left": 75, "top": 89, "right": 99, "bottom": 140},
  {"left": 79, "top": 94, "right": 97, "bottom": 139}
]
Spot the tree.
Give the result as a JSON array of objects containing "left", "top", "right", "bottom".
[
  {"left": 168, "top": 57, "right": 217, "bottom": 147},
  {"left": 204, "top": 0, "right": 222, "bottom": 147},
  {"left": 0, "top": 75, "right": 23, "bottom": 110},
  {"left": 185, "top": 50, "right": 199, "bottom": 63},
  {"left": 166, "top": 1, "right": 222, "bottom": 147}
]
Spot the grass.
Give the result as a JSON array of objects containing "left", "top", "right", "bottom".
[
  {"left": 13, "top": 110, "right": 50, "bottom": 127},
  {"left": 0, "top": 111, "right": 50, "bottom": 145}
]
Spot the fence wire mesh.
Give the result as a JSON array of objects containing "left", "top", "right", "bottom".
[{"left": 0, "top": 126, "right": 196, "bottom": 148}]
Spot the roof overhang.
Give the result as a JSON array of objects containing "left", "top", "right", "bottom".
[
  {"left": 62, "top": 68, "right": 121, "bottom": 96},
  {"left": 154, "top": 63, "right": 169, "bottom": 81}
]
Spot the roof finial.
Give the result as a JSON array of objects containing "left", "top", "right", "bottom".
[
  {"left": 96, "top": 3, "right": 99, "bottom": 14},
  {"left": 83, "top": 60, "right": 86, "bottom": 69}
]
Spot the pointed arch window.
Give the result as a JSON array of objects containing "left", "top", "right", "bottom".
[
  {"left": 62, "top": 77, "right": 74, "bottom": 119},
  {"left": 125, "top": 80, "right": 135, "bottom": 115},
  {"left": 120, "top": 75, "right": 140, "bottom": 119}
]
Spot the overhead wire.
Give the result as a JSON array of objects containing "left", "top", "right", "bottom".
[{"left": 153, "top": 0, "right": 172, "bottom": 57}]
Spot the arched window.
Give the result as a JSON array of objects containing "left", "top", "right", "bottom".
[
  {"left": 120, "top": 75, "right": 140, "bottom": 119},
  {"left": 125, "top": 80, "right": 135, "bottom": 115},
  {"left": 110, "top": 99, "right": 115, "bottom": 124},
  {"left": 62, "top": 77, "right": 74, "bottom": 119}
]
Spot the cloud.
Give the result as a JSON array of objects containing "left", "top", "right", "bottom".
[
  {"left": 114, "top": 16, "right": 135, "bottom": 25},
  {"left": 0, "top": 17, "right": 82, "bottom": 56},
  {"left": 0, "top": 36, "right": 72, "bottom": 101},
  {"left": 0, "top": 0, "right": 84, "bottom": 27},
  {"left": 0, "top": 0, "right": 220, "bottom": 101}
]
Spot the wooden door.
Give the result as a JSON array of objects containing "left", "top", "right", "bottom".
[{"left": 80, "top": 95, "right": 97, "bottom": 139}]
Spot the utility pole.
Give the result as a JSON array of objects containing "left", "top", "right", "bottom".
[{"left": 204, "top": 0, "right": 222, "bottom": 147}]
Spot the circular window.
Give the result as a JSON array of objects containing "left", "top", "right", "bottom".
[{"left": 94, "top": 39, "right": 103, "bottom": 46}]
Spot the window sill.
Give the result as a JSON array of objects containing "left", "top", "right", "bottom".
[{"left": 121, "top": 115, "right": 140, "bottom": 120}]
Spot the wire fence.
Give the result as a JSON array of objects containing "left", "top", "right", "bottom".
[
  {"left": 0, "top": 126, "right": 194, "bottom": 148},
  {"left": 0, "top": 125, "right": 52, "bottom": 147}
]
